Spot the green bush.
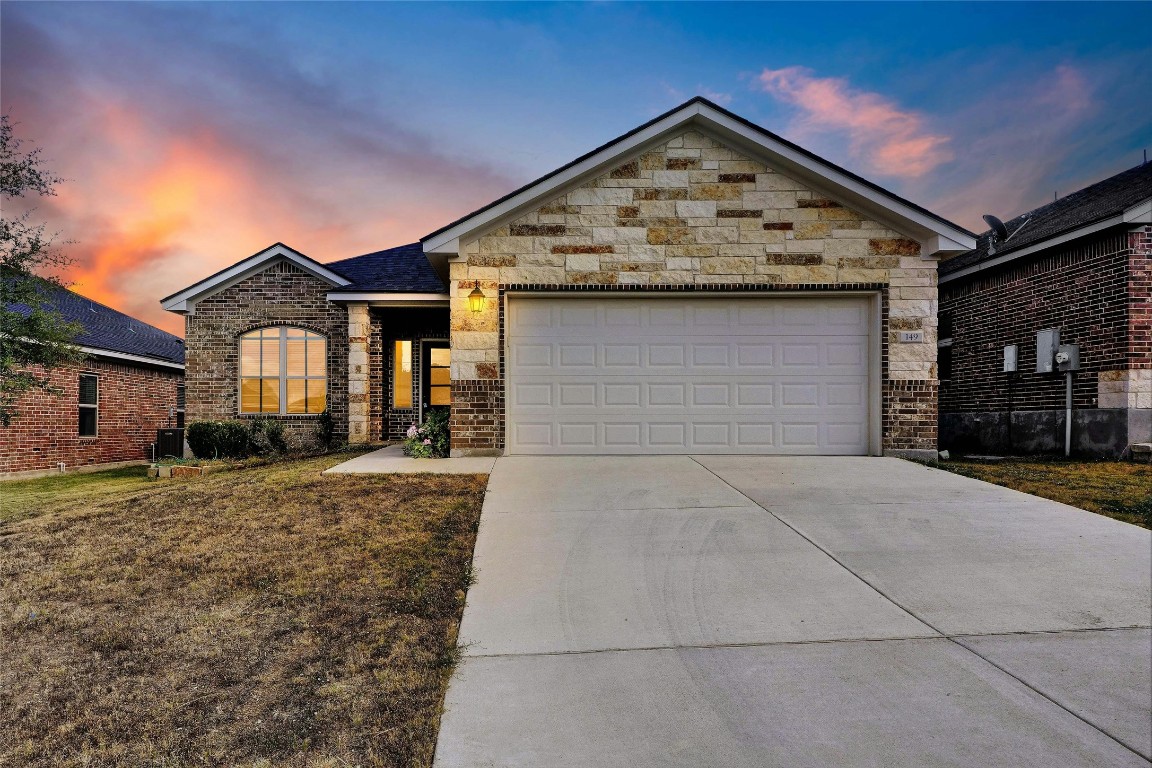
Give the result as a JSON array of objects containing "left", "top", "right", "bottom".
[
  {"left": 403, "top": 407, "right": 450, "bottom": 458},
  {"left": 316, "top": 410, "right": 336, "bottom": 450},
  {"left": 247, "top": 417, "right": 288, "bottom": 456},
  {"left": 186, "top": 420, "right": 252, "bottom": 459}
]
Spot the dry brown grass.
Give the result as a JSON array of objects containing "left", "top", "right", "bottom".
[
  {"left": 0, "top": 454, "right": 487, "bottom": 767},
  {"left": 939, "top": 458, "right": 1151, "bottom": 529}
]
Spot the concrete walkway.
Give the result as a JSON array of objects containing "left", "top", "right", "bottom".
[
  {"left": 434, "top": 456, "right": 1152, "bottom": 767},
  {"left": 323, "top": 445, "right": 497, "bottom": 475}
]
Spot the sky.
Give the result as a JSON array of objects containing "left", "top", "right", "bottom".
[{"left": 3, "top": 1, "right": 1150, "bottom": 336}]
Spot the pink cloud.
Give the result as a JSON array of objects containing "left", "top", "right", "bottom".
[{"left": 757, "top": 66, "right": 952, "bottom": 178}]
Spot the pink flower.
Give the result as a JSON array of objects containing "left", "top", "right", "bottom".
[
  {"left": 406, "top": 425, "right": 418, "bottom": 438},
  {"left": 423, "top": 438, "right": 432, "bottom": 445}
]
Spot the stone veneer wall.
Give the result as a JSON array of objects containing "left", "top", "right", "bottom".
[
  {"left": 185, "top": 261, "right": 349, "bottom": 441},
  {"left": 448, "top": 129, "right": 939, "bottom": 455}
]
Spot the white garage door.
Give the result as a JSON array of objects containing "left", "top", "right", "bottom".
[{"left": 505, "top": 296, "right": 874, "bottom": 455}]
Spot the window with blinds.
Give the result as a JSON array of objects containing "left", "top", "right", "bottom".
[
  {"left": 239, "top": 327, "right": 326, "bottom": 414},
  {"left": 79, "top": 373, "right": 98, "bottom": 436}
]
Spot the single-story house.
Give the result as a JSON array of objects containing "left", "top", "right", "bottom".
[
  {"left": 939, "top": 162, "right": 1152, "bottom": 457},
  {"left": 163, "top": 98, "right": 976, "bottom": 459},
  {"left": 1, "top": 285, "right": 186, "bottom": 477}
]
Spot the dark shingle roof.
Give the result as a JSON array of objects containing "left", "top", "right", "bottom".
[
  {"left": 9, "top": 283, "right": 185, "bottom": 365},
  {"left": 942, "top": 162, "right": 1152, "bottom": 275},
  {"left": 326, "top": 242, "right": 446, "bottom": 293}
]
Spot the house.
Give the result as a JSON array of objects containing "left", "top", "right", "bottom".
[
  {"left": 939, "top": 162, "right": 1152, "bottom": 457},
  {"left": 163, "top": 98, "right": 976, "bottom": 459},
  {"left": 1, "top": 285, "right": 186, "bottom": 477}
]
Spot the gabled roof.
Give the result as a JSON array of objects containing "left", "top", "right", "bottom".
[
  {"left": 326, "top": 243, "right": 446, "bottom": 294},
  {"left": 422, "top": 96, "right": 976, "bottom": 258},
  {"left": 9, "top": 282, "right": 185, "bottom": 367},
  {"left": 162, "top": 242, "right": 448, "bottom": 314},
  {"left": 161, "top": 242, "right": 352, "bottom": 314},
  {"left": 941, "top": 162, "right": 1152, "bottom": 279}
]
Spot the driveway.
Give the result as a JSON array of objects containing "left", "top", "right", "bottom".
[{"left": 434, "top": 456, "right": 1152, "bottom": 767}]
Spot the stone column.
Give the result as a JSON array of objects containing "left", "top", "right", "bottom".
[{"left": 347, "top": 303, "right": 370, "bottom": 444}]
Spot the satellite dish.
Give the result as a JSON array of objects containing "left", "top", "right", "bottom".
[{"left": 982, "top": 214, "right": 1009, "bottom": 241}]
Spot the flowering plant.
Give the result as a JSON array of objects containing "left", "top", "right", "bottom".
[{"left": 402, "top": 406, "right": 450, "bottom": 458}]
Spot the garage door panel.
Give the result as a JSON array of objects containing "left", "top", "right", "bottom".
[
  {"left": 506, "top": 297, "right": 872, "bottom": 455},
  {"left": 510, "top": 338, "right": 867, "bottom": 376},
  {"left": 510, "top": 378, "right": 868, "bottom": 413}
]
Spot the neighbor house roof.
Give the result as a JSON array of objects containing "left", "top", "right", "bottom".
[
  {"left": 421, "top": 96, "right": 977, "bottom": 259},
  {"left": 10, "top": 282, "right": 185, "bottom": 368},
  {"left": 941, "top": 162, "right": 1152, "bottom": 281}
]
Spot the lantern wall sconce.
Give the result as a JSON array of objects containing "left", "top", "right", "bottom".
[{"left": 467, "top": 281, "right": 486, "bottom": 313}]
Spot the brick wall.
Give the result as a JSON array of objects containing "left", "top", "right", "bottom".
[
  {"left": 940, "top": 231, "right": 1130, "bottom": 413},
  {"left": 184, "top": 260, "right": 349, "bottom": 439},
  {"left": 449, "top": 128, "right": 940, "bottom": 454},
  {"left": 0, "top": 358, "right": 182, "bottom": 475}
]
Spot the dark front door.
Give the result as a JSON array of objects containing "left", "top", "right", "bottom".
[{"left": 421, "top": 341, "right": 451, "bottom": 420}]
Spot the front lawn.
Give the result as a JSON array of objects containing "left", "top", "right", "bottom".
[
  {"left": 0, "top": 454, "right": 487, "bottom": 767},
  {"left": 937, "top": 458, "right": 1151, "bottom": 529}
]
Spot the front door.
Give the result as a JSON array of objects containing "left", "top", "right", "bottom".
[{"left": 421, "top": 341, "right": 451, "bottom": 421}]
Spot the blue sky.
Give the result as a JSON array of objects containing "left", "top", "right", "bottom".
[{"left": 3, "top": 1, "right": 1149, "bottom": 333}]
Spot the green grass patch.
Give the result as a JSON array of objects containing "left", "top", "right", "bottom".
[
  {"left": 938, "top": 458, "right": 1151, "bottom": 529},
  {"left": 1, "top": 466, "right": 152, "bottom": 524}
]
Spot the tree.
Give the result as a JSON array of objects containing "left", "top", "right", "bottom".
[{"left": 0, "top": 115, "right": 83, "bottom": 426}]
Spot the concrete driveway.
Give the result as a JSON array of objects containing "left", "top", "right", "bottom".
[{"left": 434, "top": 456, "right": 1152, "bottom": 767}]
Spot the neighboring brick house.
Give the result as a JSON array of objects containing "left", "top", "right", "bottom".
[
  {"left": 164, "top": 98, "right": 975, "bottom": 459},
  {"left": 1, "top": 286, "right": 186, "bottom": 477},
  {"left": 939, "top": 162, "right": 1152, "bottom": 457}
]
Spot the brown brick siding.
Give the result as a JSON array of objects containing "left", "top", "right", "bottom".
[
  {"left": 184, "top": 261, "right": 349, "bottom": 439},
  {"left": 883, "top": 380, "right": 939, "bottom": 450},
  {"left": 450, "top": 379, "right": 504, "bottom": 452},
  {"left": 940, "top": 231, "right": 1131, "bottom": 413},
  {"left": 0, "top": 358, "right": 182, "bottom": 475}
]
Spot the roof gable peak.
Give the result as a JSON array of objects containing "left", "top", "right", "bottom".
[{"left": 422, "top": 99, "right": 975, "bottom": 259}]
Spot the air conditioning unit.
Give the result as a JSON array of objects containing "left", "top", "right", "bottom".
[{"left": 156, "top": 428, "right": 185, "bottom": 460}]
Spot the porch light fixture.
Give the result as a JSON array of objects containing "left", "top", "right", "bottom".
[{"left": 467, "top": 281, "right": 486, "bottom": 313}]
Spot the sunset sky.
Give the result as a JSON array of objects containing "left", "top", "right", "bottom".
[{"left": 3, "top": 2, "right": 1150, "bottom": 336}]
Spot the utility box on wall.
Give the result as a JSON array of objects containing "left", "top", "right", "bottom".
[
  {"left": 1056, "top": 344, "right": 1081, "bottom": 372},
  {"left": 1003, "top": 344, "right": 1018, "bottom": 373},
  {"left": 1036, "top": 328, "right": 1060, "bottom": 374}
]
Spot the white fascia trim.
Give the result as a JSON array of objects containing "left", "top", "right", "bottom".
[
  {"left": 422, "top": 101, "right": 976, "bottom": 258},
  {"left": 940, "top": 214, "right": 1125, "bottom": 284},
  {"left": 82, "top": 346, "right": 185, "bottom": 371},
  {"left": 325, "top": 292, "right": 450, "bottom": 304},
  {"left": 161, "top": 245, "right": 352, "bottom": 314},
  {"left": 1124, "top": 197, "right": 1151, "bottom": 223},
  {"left": 423, "top": 103, "right": 712, "bottom": 254},
  {"left": 698, "top": 109, "right": 976, "bottom": 255}
]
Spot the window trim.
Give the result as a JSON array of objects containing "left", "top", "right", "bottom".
[
  {"left": 175, "top": 383, "right": 186, "bottom": 428},
  {"left": 238, "top": 326, "right": 327, "bottom": 416},
  {"left": 392, "top": 339, "right": 414, "bottom": 410},
  {"left": 79, "top": 372, "right": 99, "bottom": 437}
]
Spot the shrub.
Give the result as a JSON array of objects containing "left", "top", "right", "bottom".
[
  {"left": 403, "top": 407, "right": 450, "bottom": 458},
  {"left": 246, "top": 417, "right": 287, "bottom": 456},
  {"left": 186, "top": 420, "right": 252, "bottom": 460},
  {"left": 316, "top": 410, "right": 336, "bottom": 450},
  {"left": 186, "top": 421, "right": 223, "bottom": 460}
]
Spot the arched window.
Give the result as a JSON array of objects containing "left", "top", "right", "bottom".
[{"left": 239, "top": 327, "right": 326, "bottom": 414}]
